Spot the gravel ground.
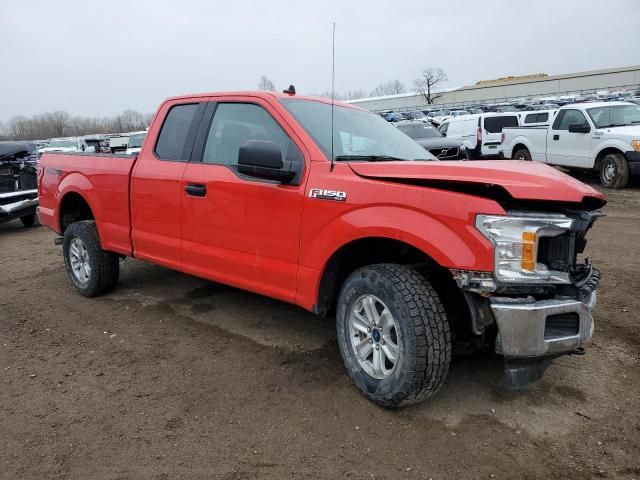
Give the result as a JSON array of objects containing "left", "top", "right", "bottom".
[{"left": 0, "top": 183, "right": 638, "bottom": 480}]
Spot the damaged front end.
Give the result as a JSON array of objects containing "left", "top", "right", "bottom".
[
  {"left": 0, "top": 142, "right": 39, "bottom": 225},
  {"left": 452, "top": 205, "right": 603, "bottom": 388}
]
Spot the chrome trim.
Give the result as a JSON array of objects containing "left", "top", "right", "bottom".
[
  {"left": 0, "top": 189, "right": 38, "bottom": 200},
  {"left": 491, "top": 292, "right": 596, "bottom": 358},
  {"left": 0, "top": 196, "right": 39, "bottom": 215}
]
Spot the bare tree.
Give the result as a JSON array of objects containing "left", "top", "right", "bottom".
[
  {"left": 370, "top": 80, "right": 406, "bottom": 97},
  {"left": 0, "top": 110, "right": 154, "bottom": 141},
  {"left": 257, "top": 75, "right": 276, "bottom": 91},
  {"left": 414, "top": 68, "right": 448, "bottom": 104}
]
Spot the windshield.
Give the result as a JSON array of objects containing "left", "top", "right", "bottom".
[
  {"left": 587, "top": 104, "right": 640, "bottom": 128},
  {"left": 128, "top": 133, "right": 146, "bottom": 148},
  {"left": 47, "top": 140, "right": 77, "bottom": 148},
  {"left": 397, "top": 124, "right": 441, "bottom": 140},
  {"left": 280, "top": 99, "right": 433, "bottom": 161}
]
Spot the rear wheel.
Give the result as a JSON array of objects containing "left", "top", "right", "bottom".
[
  {"left": 599, "top": 153, "right": 629, "bottom": 189},
  {"left": 20, "top": 213, "right": 38, "bottom": 227},
  {"left": 336, "top": 264, "right": 451, "bottom": 408},
  {"left": 513, "top": 148, "right": 531, "bottom": 161},
  {"left": 63, "top": 221, "right": 119, "bottom": 297}
]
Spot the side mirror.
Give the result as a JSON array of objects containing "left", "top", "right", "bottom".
[
  {"left": 569, "top": 123, "right": 590, "bottom": 133},
  {"left": 237, "top": 140, "right": 298, "bottom": 183}
]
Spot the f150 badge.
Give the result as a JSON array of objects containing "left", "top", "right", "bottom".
[{"left": 308, "top": 188, "right": 347, "bottom": 202}]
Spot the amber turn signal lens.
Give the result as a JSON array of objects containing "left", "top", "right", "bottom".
[{"left": 521, "top": 231, "right": 536, "bottom": 270}]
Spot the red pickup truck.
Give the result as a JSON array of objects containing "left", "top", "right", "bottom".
[{"left": 38, "top": 91, "right": 605, "bottom": 407}]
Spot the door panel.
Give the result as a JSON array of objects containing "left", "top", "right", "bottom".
[
  {"left": 180, "top": 165, "right": 304, "bottom": 301},
  {"left": 180, "top": 99, "right": 307, "bottom": 303},
  {"left": 130, "top": 100, "right": 206, "bottom": 269},
  {"left": 547, "top": 109, "right": 592, "bottom": 167}
]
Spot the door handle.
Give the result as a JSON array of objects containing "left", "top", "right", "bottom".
[
  {"left": 553, "top": 134, "right": 560, "bottom": 141},
  {"left": 185, "top": 183, "right": 206, "bottom": 197}
]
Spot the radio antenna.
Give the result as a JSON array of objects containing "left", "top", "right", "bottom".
[{"left": 329, "top": 21, "right": 336, "bottom": 172}]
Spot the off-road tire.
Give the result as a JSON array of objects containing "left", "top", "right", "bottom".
[
  {"left": 62, "top": 221, "right": 119, "bottom": 297},
  {"left": 599, "top": 153, "right": 629, "bottom": 189},
  {"left": 513, "top": 148, "right": 532, "bottom": 161},
  {"left": 20, "top": 214, "right": 38, "bottom": 227},
  {"left": 336, "top": 264, "right": 451, "bottom": 408}
]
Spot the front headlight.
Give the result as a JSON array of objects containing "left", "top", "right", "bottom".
[{"left": 476, "top": 214, "right": 574, "bottom": 284}]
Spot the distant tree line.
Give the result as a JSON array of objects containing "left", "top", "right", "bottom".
[{"left": 0, "top": 110, "right": 154, "bottom": 141}]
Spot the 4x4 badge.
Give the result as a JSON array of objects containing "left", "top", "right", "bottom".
[{"left": 308, "top": 188, "right": 347, "bottom": 201}]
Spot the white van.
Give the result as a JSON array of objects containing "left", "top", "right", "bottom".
[{"left": 439, "top": 113, "right": 520, "bottom": 158}]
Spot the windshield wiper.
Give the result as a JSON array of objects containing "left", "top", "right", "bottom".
[
  {"left": 599, "top": 123, "right": 627, "bottom": 128},
  {"left": 334, "top": 155, "right": 408, "bottom": 162}
]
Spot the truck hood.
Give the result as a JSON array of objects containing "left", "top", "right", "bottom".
[
  {"left": 348, "top": 160, "right": 606, "bottom": 206},
  {"left": 598, "top": 125, "right": 640, "bottom": 137}
]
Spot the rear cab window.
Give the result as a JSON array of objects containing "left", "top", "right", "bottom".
[{"left": 155, "top": 103, "right": 202, "bottom": 161}]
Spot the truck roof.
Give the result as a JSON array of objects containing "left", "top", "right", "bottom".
[{"left": 162, "top": 90, "right": 363, "bottom": 110}]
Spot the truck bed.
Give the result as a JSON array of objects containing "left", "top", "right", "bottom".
[
  {"left": 500, "top": 125, "right": 549, "bottom": 161},
  {"left": 38, "top": 152, "right": 137, "bottom": 255}
]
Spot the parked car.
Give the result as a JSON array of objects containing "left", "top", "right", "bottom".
[
  {"left": 108, "top": 134, "right": 130, "bottom": 153},
  {"left": 439, "top": 112, "right": 520, "bottom": 158},
  {"left": 0, "top": 141, "right": 39, "bottom": 227},
  {"left": 395, "top": 121, "right": 468, "bottom": 160},
  {"left": 500, "top": 101, "right": 640, "bottom": 188},
  {"left": 83, "top": 135, "right": 111, "bottom": 154},
  {"left": 523, "top": 103, "right": 559, "bottom": 111},
  {"left": 39, "top": 137, "right": 93, "bottom": 155},
  {"left": 427, "top": 110, "right": 451, "bottom": 125},
  {"left": 125, "top": 131, "right": 147, "bottom": 155},
  {"left": 39, "top": 90, "right": 604, "bottom": 408},
  {"left": 403, "top": 111, "right": 430, "bottom": 123}
]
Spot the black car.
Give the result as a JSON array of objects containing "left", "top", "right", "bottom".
[
  {"left": 395, "top": 121, "right": 468, "bottom": 160},
  {"left": 0, "top": 141, "right": 39, "bottom": 227}
]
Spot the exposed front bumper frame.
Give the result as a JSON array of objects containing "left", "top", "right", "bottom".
[{"left": 491, "top": 292, "right": 596, "bottom": 358}]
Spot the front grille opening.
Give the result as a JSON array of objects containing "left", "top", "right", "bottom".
[
  {"left": 537, "top": 234, "right": 573, "bottom": 272},
  {"left": 544, "top": 313, "right": 580, "bottom": 340}
]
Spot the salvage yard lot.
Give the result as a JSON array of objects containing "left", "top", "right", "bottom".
[{"left": 1, "top": 183, "right": 639, "bottom": 480}]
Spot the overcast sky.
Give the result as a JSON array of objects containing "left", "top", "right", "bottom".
[{"left": 1, "top": 0, "right": 638, "bottom": 120}]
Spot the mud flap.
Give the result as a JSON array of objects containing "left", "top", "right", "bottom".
[{"left": 503, "top": 357, "right": 551, "bottom": 389}]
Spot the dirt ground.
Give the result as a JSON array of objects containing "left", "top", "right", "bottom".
[{"left": 1, "top": 182, "right": 639, "bottom": 480}]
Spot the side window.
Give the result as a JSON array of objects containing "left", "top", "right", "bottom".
[
  {"left": 155, "top": 103, "right": 200, "bottom": 160},
  {"left": 439, "top": 122, "right": 449, "bottom": 136},
  {"left": 556, "top": 109, "right": 588, "bottom": 131},
  {"left": 537, "top": 112, "right": 549, "bottom": 123},
  {"left": 202, "top": 103, "right": 298, "bottom": 166},
  {"left": 524, "top": 113, "right": 537, "bottom": 124}
]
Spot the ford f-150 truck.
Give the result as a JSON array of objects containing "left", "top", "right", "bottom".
[
  {"left": 500, "top": 101, "right": 640, "bottom": 189},
  {"left": 38, "top": 90, "right": 605, "bottom": 408}
]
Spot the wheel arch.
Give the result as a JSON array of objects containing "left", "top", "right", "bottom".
[
  {"left": 312, "top": 236, "right": 473, "bottom": 345},
  {"left": 58, "top": 191, "right": 95, "bottom": 233},
  {"left": 594, "top": 146, "right": 625, "bottom": 171},
  {"left": 511, "top": 143, "right": 529, "bottom": 158}
]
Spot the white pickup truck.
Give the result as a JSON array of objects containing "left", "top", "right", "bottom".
[{"left": 500, "top": 102, "right": 640, "bottom": 188}]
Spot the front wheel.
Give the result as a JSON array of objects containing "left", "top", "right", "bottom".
[
  {"left": 63, "top": 221, "right": 120, "bottom": 297},
  {"left": 336, "top": 264, "right": 451, "bottom": 408},
  {"left": 20, "top": 213, "right": 38, "bottom": 227},
  {"left": 599, "top": 153, "right": 629, "bottom": 189}
]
